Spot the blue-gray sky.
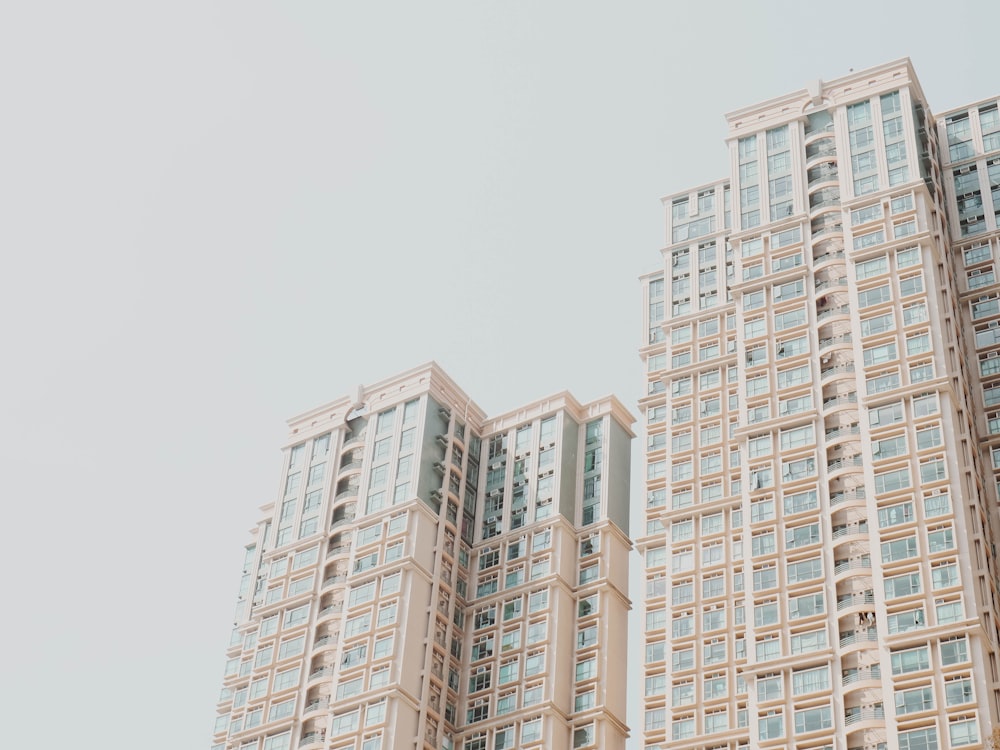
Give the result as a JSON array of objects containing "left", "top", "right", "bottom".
[{"left": 1, "top": 2, "right": 998, "bottom": 748}]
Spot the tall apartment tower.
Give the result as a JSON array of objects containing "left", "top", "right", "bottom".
[
  {"left": 210, "top": 363, "right": 633, "bottom": 750},
  {"left": 639, "top": 59, "right": 1000, "bottom": 750}
]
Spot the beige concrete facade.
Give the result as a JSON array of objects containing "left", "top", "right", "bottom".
[
  {"left": 639, "top": 59, "right": 1000, "bottom": 750},
  {"left": 210, "top": 363, "right": 633, "bottom": 750}
]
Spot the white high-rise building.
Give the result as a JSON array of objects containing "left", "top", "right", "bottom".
[
  {"left": 210, "top": 363, "right": 633, "bottom": 750},
  {"left": 639, "top": 59, "right": 1000, "bottom": 750}
]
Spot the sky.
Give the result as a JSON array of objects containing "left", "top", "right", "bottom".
[{"left": 1, "top": 2, "right": 998, "bottom": 748}]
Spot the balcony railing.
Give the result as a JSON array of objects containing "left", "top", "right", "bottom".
[
  {"left": 831, "top": 523, "right": 869, "bottom": 540},
  {"left": 829, "top": 488, "right": 866, "bottom": 506},
  {"left": 815, "top": 278, "right": 849, "bottom": 293},
  {"left": 319, "top": 602, "right": 344, "bottom": 618},
  {"left": 818, "top": 333, "right": 853, "bottom": 350},
  {"left": 303, "top": 698, "right": 330, "bottom": 714},
  {"left": 844, "top": 706, "right": 885, "bottom": 725},
  {"left": 827, "top": 457, "right": 864, "bottom": 472},
  {"left": 842, "top": 665, "right": 881, "bottom": 685},
  {"left": 839, "top": 630, "right": 879, "bottom": 647},
  {"left": 825, "top": 423, "right": 860, "bottom": 440},
  {"left": 837, "top": 591, "right": 876, "bottom": 611},
  {"left": 817, "top": 304, "right": 851, "bottom": 322},
  {"left": 822, "top": 393, "right": 859, "bottom": 410},
  {"left": 821, "top": 363, "right": 856, "bottom": 381},
  {"left": 331, "top": 514, "right": 356, "bottom": 529},
  {"left": 806, "top": 141, "right": 837, "bottom": 161},
  {"left": 808, "top": 166, "right": 840, "bottom": 186},
  {"left": 308, "top": 666, "right": 335, "bottom": 680},
  {"left": 834, "top": 558, "right": 872, "bottom": 575}
]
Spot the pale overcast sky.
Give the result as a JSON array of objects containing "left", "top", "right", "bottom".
[{"left": 1, "top": 2, "right": 998, "bottom": 748}]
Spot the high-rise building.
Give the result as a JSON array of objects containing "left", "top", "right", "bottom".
[
  {"left": 210, "top": 363, "right": 633, "bottom": 750},
  {"left": 639, "top": 59, "right": 1000, "bottom": 749}
]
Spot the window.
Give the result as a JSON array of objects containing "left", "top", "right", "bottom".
[
  {"left": 494, "top": 727, "right": 515, "bottom": 748},
  {"left": 754, "top": 601, "right": 778, "bottom": 627},
  {"left": 784, "top": 489, "right": 818, "bottom": 515},
  {"left": 899, "top": 728, "right": 939, "bottom": 750},
  {"left": 290, "top": 546, "right": 319, "bottom": 571},
  {"left": 941, "top": 636, "right": 969, "bottom": 665},
  {"left": 332, "top": 710, "right": 360, "bottom": 736},
  {"left": 278, "top": 636, "right": 304, "bottom": 660},
  {"left": 789, "top": 592, "right": 824, "bottom": 619},
  {"left": 927, "top": 527, "right": 954, "bottom": 552},
  {"left": 882, "top": 536, "right": 918, "bottom": 563},
  {"left": 753, "top": 565, "right": 777, "bottom": 591},
  {"left": 672, "top": 647, "right": 694, "bottom": 671},
  {"left": 520, "top": 718, "right": 543, "bottom": 744},
  {"left": 704, "top": 710, "right": 728, "bottom": 734},
  {"left": 573, "top": 725, "right": 595, "bottom": 748},
  {"left": 863, "top": 341, "right": 897, "bottom": 367},
  {"left": 791, "top": 630, "right": 826, "bottom": 654},
  {"left": 874, "top": 434, "right": 907, "bottom": 459},
  {"left": 875, "top": 467, "right": 911, "bottom": 494},
  {"left": 945, "top": 677, "right": 974, "bottom": 706},
  {"left": 794, "top": 705, "right": 832, "bottom": 733},
  {"left": 891, "top": 646, "right": 929, "bottom": 674},
  {"left": 887, "top": 607, "right": 925, "bottom": 633},
  {"left": 758, "top": 712, "right": 784, "bottom": 741},
  {"left": 950, "top": 719, "right": 979, "bottom": 747},
  {"left": 886, "top": 572, "right": 921, "bottom": 599},
  {"left": 262, "top": 733, "right": 291, "bottom": 750},
  {"left": 792, "top": 665, "right": 829, "bottom": 695},
  {"left": 859, "top": 284, "right": 892, "bottom": 308},
  {"left": 932, "top": 563, "right": 958, "bottom": 590}
]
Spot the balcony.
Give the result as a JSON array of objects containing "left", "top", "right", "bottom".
[
  {"left": 805, "top": 139, "right": 837, "bottom": 163},
  {"left": 842, "top": 665, "right": 881, "bottom": 686},
  {"left": 827, "top": 456, "right": 864, "bottom": 472},
  {"left": 337, "top": 460, "right": 364, "bottom": 477},
  {"left": 331, "top": 512, "right": 356, "bottom": 530},
  {"left": 312, "top": 634, "right": 338, "bottom": 650},
  {"left": 303, "top": 697, "right": 330, "bottom": 714},
  {"left": 814, "top": 277, "right": 848, "bottom": 293},
  {"left": 837, "top": 591, "right": 875, "bottom": 611},
  {"left": 342, "top": 432, "right": 366, "bottom": 448},
  {"left": 318, "top": 602, "right": 344, "bottom": 619},
  {"left": 334, "top": 486, "right": 359, "bottom": 501},
  {"left": 834, "top": 557, "right": 871, "bottom": 575},
  {"left": 300, "top": 731, "right": 327, "bottom": 747},
  {"left": 307, "top": 665, "right": 335, "bottom": 681},
  {"left": 821, "top": 392, "right": 858, "bottom": 410},
  {"left": 825, "top": 423, "right": 860, "bottom": 440},
  {"left": 844, "top": 706, "right": 885, "bottom": 725},
  {"left": 809, "top": 187, "right": 841, "bottom": 213},
  {"left": 830, "top": 487, "right": 866, "bottom": 506},
  {"left": 821, "top": 363, "right": 856, "bottom": 381},
  {"left": 839, "top": 630, "right": 879, "bottom": 648},
  {"left": 817, "top": 304, "right": 851, "bottom": 323},
  {"left": 807, "top": 163, "right": 840, "bottom": 187},
  {"left": 832, "top": 522, "right": 869, "bottom": 540}
]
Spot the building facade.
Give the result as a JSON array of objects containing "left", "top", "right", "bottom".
[
  {"left": 639, "top": 60, "right": 1000, "bottom": 749},
  {"left": 210, "top": 363, "right": 633, "bottom": 750}
]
